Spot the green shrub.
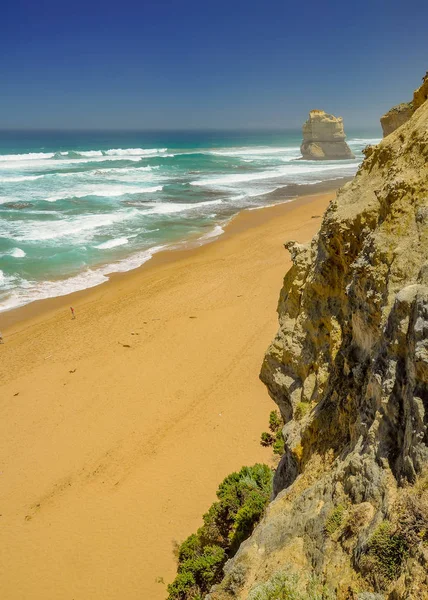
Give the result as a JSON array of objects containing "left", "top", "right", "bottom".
[
  {"left": 260, "top": 411, "right": 284, "bottom": 455},
  {"left": 324, "top": 504, "right": 346, "bottom": 536},
  {"left": 247, "top": 570, "right": 335, "bottom": 600},
  {"left": 269, "top": 410, "right": 282, "bottom": 432},
  {"left": 273, "top": 429, "right": 285, "bottom": 455},
  {"left": 248, "top": 571, "right": 300, "bottom": 600},
  {"left": 359, "top": 521, "right": 408, "bottom": 590},
  {"left": 294, "top": 402, "right": 310, "bottom": 421},
  {"left": 167, "top": 464, "right": 273, "bottom": 600},
  {"left": 260, "top": 431, "right": 275, "bottom": 446}
]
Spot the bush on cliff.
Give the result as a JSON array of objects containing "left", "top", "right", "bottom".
[
  {"left": 359, "top": 521, "right": 408, "bottom": 590},
  {"left": 167, "top": 464, "right": 273, "bottom": 600},
  {"left": 247, "top": 571, "right": 335, "bottom": 600},
  {"left": 260, "top": 410, "right": 284, "bottom": 455}
]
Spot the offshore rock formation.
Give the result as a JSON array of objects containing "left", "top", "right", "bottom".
[
  {"left": 300, "top": 110, "right": 355, "bottom": 160},
  {"left": 209, "top": 81, "right": 428, "bottom": 598},
  {"left": 381, "top": 71, "right": 428, "bottom": 137}
]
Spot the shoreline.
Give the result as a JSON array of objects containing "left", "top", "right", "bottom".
[
  {"left": 0, "top": 184, "right": 338, "bottom": 600},
  {"left": 0, "top": 177, "right": 349, "bottom": 333}
]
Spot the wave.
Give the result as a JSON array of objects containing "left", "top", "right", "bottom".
[
  {"left": 0, "top": 174, "right": 44, "bottom": 183},
  {"left": 95, "top": 237, "right": 129, "bottom": 250},
  {"left": 0, "top": 152, "right": 55, "bottom": 162},
  {"left": 144, "top": 199, "right": 223, "bottom": 215},
  {"left": 104, "top": 148, "right": 167, "bottom": 156},
  {"left": 0, "top": 165, "right": 159, "bottom": 184},
  {"left": 0, "top": 248, "right": 27, "bottom": 259},
  {"left": 198, "top": 225, "right": 225, "bottom": 241},
  {"left": 208, "top": 146, "right": 300, "bottom": 157},
  {"left": 45, "top": 185, "right": 163, "bottom": 202},
  {"left": 0, "top": 147, "right": 168, "bottom": 163},
  {"left": 190, "top": 162, "right": 358, "bottom": 187},
  {"left": 7, "top": 210, "right": 138, "bottom": 242},
  {"left": 10, "top": 248, "right": 26, "bottom": 258},
  {"left": 0, "top": 244, "right": 167, "bottom": 313}
]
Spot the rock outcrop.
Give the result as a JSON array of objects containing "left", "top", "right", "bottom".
[
  {"left": 381, "top": 72, "right": 428, "bottom": 137},
  {"left": 300, "top": 110, "right": 355, "bottom": 160},
  {"left": 208, "top": 79, "right": 428, "bottom": 598}
]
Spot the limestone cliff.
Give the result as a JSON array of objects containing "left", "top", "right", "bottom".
[
  {"left": 381, "top": 72, "right": 428, "bottom": 137},
  {"left": 300, "top": 110, "right": 355, "bottom": 160},
  {"left": 208, "top": 84, "right": 428, "bottom": 598}
]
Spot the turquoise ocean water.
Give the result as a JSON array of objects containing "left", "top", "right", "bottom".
[{"left": 0, "top": 130, "right": 380, "bottom": 312}]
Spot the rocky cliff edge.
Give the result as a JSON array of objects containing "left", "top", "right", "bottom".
[{"left": 208, "top": 81, "right": 428, "bottom": 599}]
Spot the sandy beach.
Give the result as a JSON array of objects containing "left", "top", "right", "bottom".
[{"left": 0, "top": 190, "right": 334, "bottom": 600}]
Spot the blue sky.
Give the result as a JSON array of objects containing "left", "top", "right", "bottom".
[{"left": 1, "top": 0, "right": 427, "bottom": 130}]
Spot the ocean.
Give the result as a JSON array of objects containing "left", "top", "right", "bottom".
[{"left": 0, "top": 129, "right": 380, "bottom": 313}]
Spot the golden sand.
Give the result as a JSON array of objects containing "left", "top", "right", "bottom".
[{"left": 0, "top": 191, "right": 333, "bottom": 599}]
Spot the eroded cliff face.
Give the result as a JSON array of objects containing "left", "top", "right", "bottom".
[
  {"left": 208, "top": 86, "right": 428, "bottom": 598},
  {"left": 381, "top": 72, "right": 428, "bottom": 137},
  {"left": 300, "top": 110, "right": 355, "bottom": 160}
]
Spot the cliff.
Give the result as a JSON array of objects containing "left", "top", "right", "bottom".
[
  {"left": 208, "top": 82, "right": 428, "bottom": 598},
  {"left": 300, "top": 110, "right": 355, "bottom": 160},
  {"left": 381, "top": 72, "right": 428, "bottom": 137}
]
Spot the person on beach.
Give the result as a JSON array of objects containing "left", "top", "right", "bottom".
[
  {"left": 70, "top": 307, "right": 76, "bottom": 320},
  {"left": 0, "top": 331, "right": 3, "bottom": 344}
]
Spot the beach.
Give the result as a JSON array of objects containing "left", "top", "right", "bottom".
[{"left": 0, "top": 189, "right": 334, "bottom": 600}]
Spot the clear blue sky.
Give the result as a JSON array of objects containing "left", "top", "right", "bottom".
[{"left": 1, "top": 0, "right": 427, "bottom": 130}]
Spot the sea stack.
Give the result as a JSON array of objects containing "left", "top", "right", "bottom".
[{"left": 300, "top": 109, "right": 355, "bottom": 160}]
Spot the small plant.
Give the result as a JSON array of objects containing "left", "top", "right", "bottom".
[
  {"left": 294, "top": 402, "right": 310, "bottom": 421},
  {"left": 247, "top": 570, "right": 335, "bottom": 600},
  {"left": 273, "top": 430, "right": 285, "bottom": 455},
  {"left": 269, "top": 410, "right": 282, "bottom": 432},
  {"left": 260, "top": 431, "right": 275, "bottom": 446},
  {"left": 247, "top": 571, "right": 300, "bottom": 600},
  {"left": 359, "top": 521, "right": 408, "bottom": 590},
  {"left": 167, "top": 464, "right": 273, "bottom": 599},
  {"left": 260, "top": 411, "right": 284, "bottom": 455},
  {"left": 324, "top": 504, "right": 346, "bottom": 536}
]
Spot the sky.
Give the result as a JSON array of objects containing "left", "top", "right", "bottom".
[{"left": 1, "top": 0, "right": 428, "bottom": 130}]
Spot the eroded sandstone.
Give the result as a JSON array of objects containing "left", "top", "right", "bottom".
[
  {"left": 300, "top": 110, "right": 355, "bottom": 160},
  {"left": 209, "top": 77, "right": 428, "bottom": 599}
]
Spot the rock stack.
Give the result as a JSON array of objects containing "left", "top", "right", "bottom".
[{"left": 300, "top": 109, "right": 355, "bottom": 160}]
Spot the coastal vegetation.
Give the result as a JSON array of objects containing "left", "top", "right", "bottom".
[
  {"left": 247, "top": 571, "right": 334, "bottom": 600},
  {"left": 260, "top": 410, "right": 284, "bottom": 455},
  {"left": 167, "top": 464, "right": 273, "bottom": 599}
]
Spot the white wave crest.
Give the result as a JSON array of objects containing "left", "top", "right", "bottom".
[
  {"left": 95, "top": 237, "right": 129, "bottom": 250},
  {"left": 8, "top": 210, "right": 138, "bottom": 242},
  {"left": 208, "top": 146, "right": 300, "bottom": 157},
  {"left": 0, "top": 174, "right": 44, "bottom": 183},
  {"left": 0, "top": 152, "right": 55, "bottom": 162},
  {"left": 10, "top": 248, "right": 26, "bottom": 258},
  {"left": 191, "top": 162, "right": 358, "bottom": 187},
  {"left": 104, "top": 148, "right": 167, "bottom": 156},
  {"left": 144, "top": 199, "right": 223, "bottom": 215},
  {"left": 45, "top": 185, "right": 163, "bottom": 202},
  {"left": 198, "top": 225, "right": 225, "bottom": 240}
]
